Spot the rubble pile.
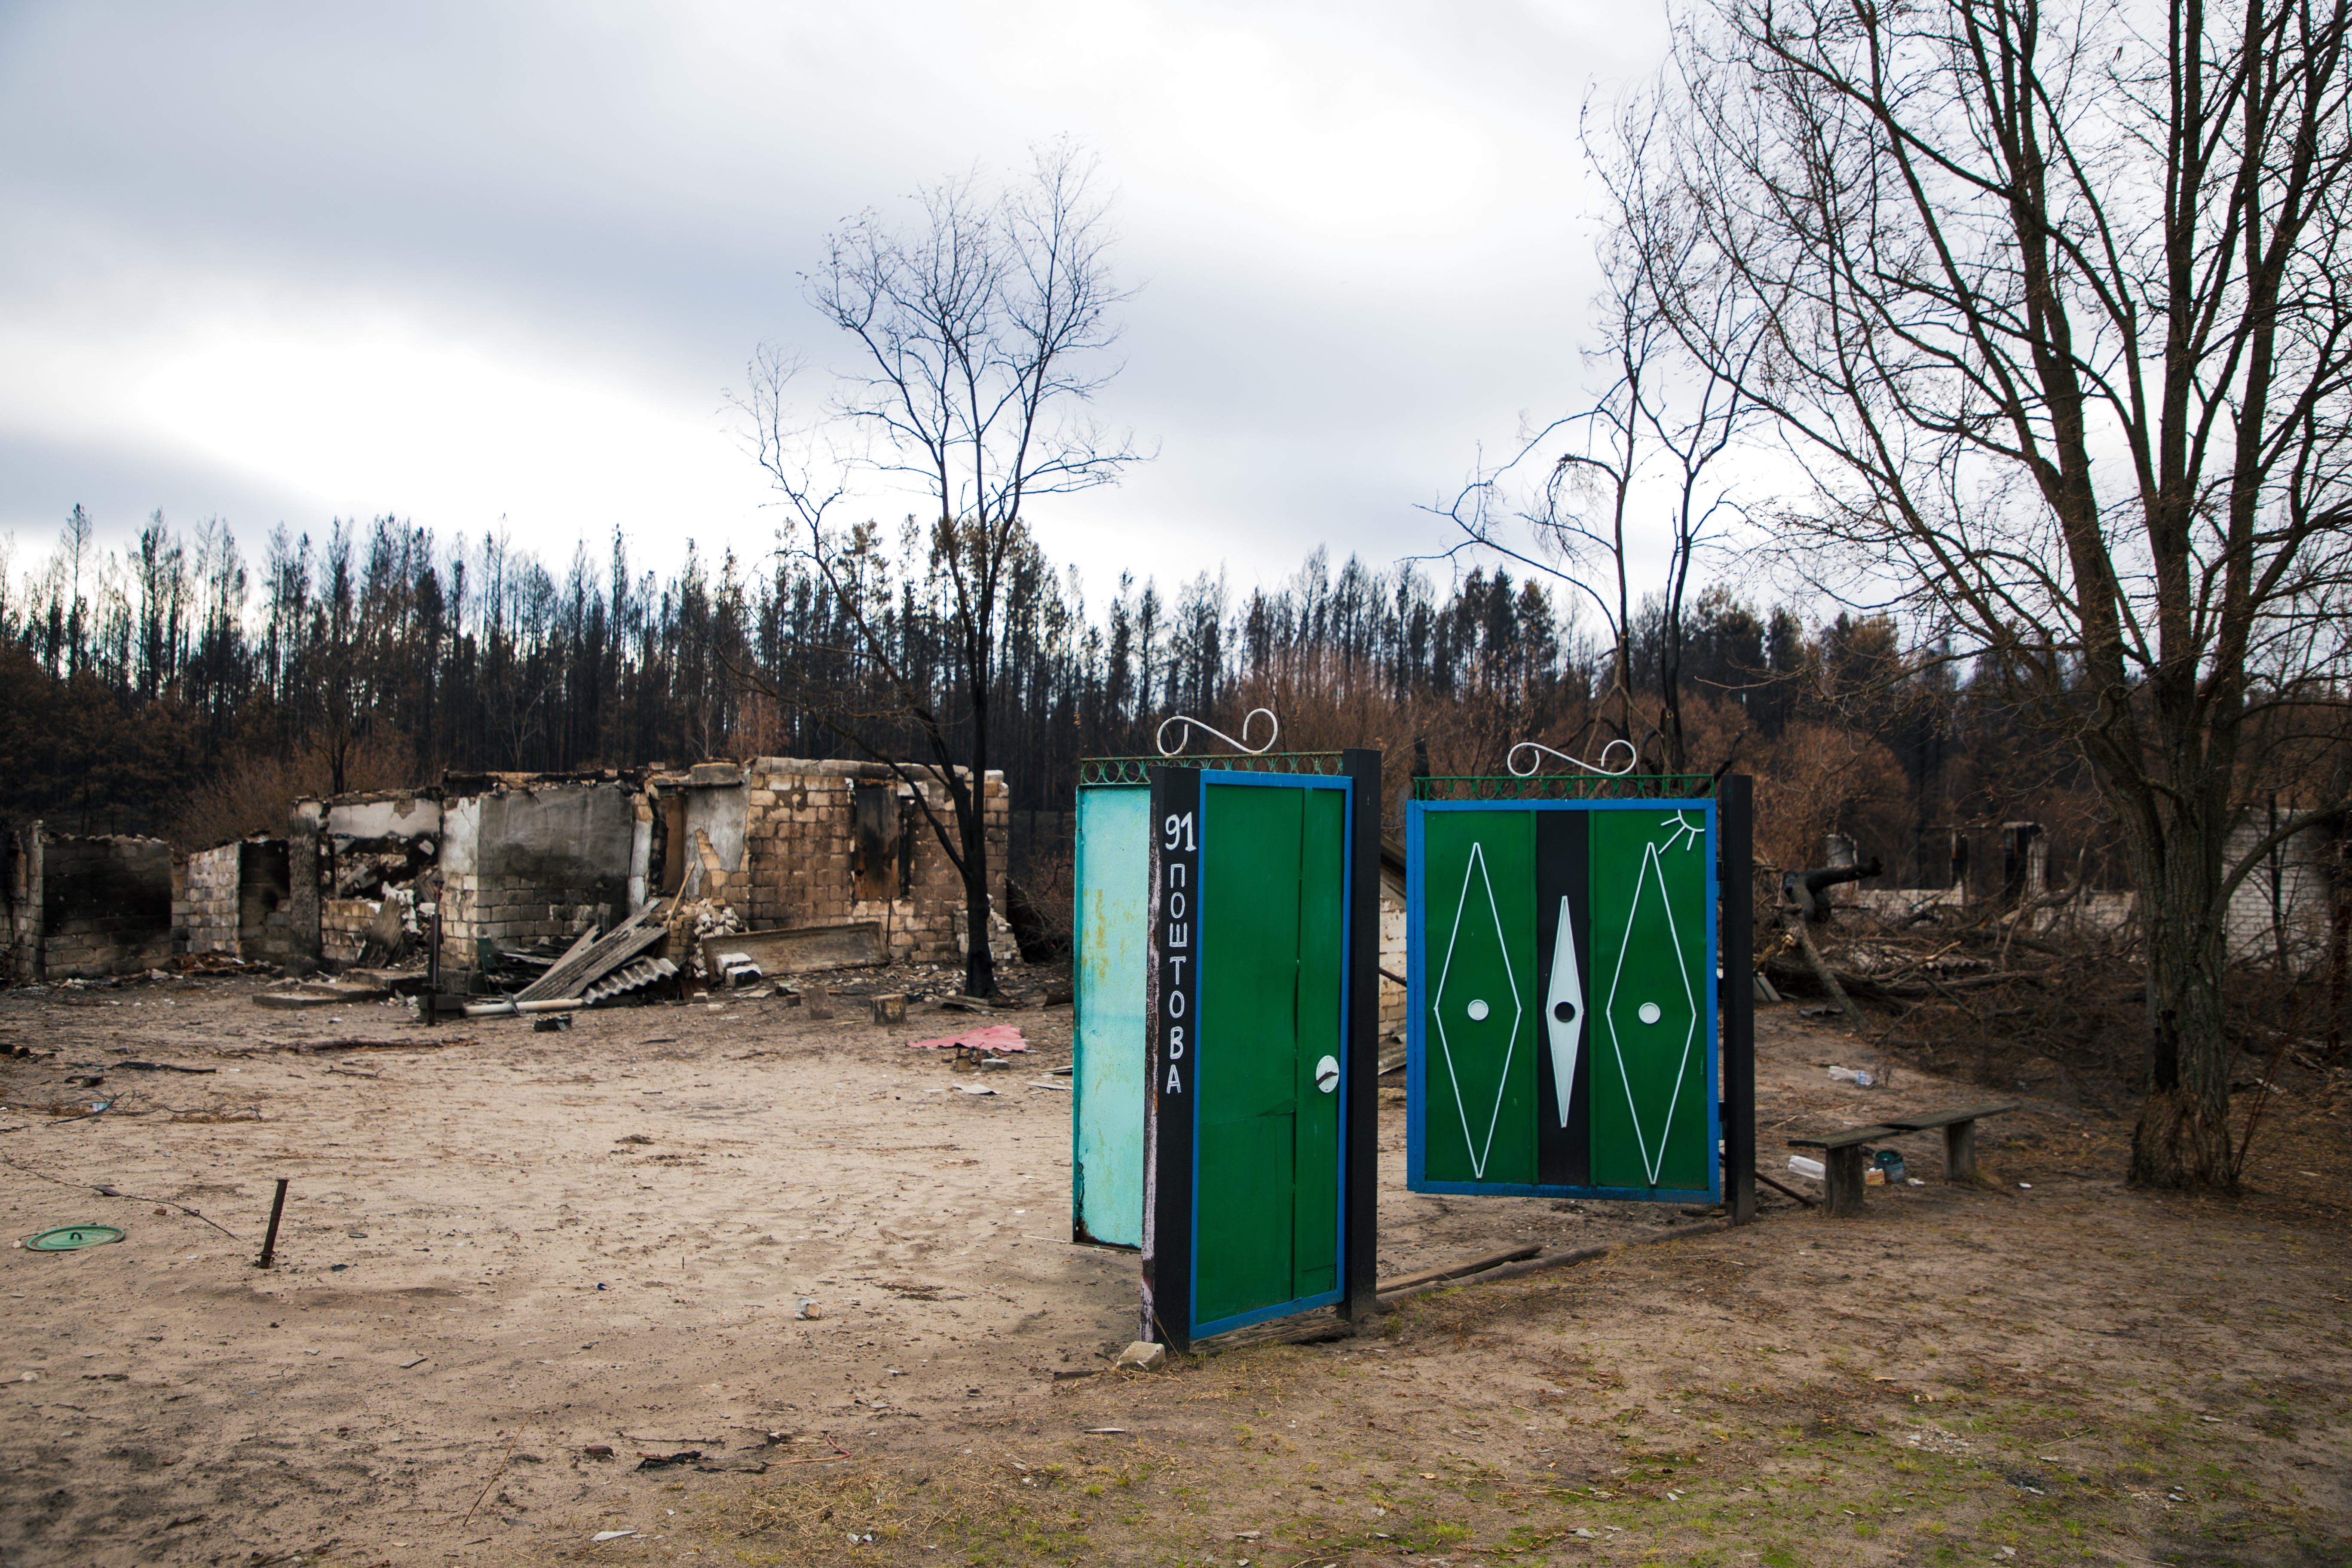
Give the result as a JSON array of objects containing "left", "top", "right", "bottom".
[{"left": 687, "top": 900, "right": 744, "bottom": 939}]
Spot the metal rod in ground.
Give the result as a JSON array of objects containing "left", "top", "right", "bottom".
[{"left": 256, "top": 1178, "right": 290, "bottom": 1268}]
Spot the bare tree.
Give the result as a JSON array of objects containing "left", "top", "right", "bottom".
[
  {"left": 738, "top": 141, "right": 1142, "bottom": 997},
  {"left": 1620, "top": 0, "right": 2352, "bottom": 1187},
  {"left": 1439, "top": 129, "right": 1757, "bottom": 775}
]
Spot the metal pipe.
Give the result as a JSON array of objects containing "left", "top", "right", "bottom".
[{"left": 459, "top": 997, "right": 585, "bottom": 1017}]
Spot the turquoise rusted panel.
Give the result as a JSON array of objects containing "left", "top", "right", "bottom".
[{"left": 1072, "top": 784, "right": 1149, "bottom": 1247}]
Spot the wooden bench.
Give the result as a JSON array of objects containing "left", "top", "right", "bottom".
[
  {"left": 1788, "top": 1101, "right": 2020, "bottom": 1217},
  {"left": 1877, "top": 1101, "right": 2020, "bottom": 1185},
  {"left": 1786, "top": 1124, "right": 1897, "bottom": 1217}
]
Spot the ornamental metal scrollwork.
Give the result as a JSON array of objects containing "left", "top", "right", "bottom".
[
  {"left": 1155, "top": 707, "right": 1280, "bottom": 758},
  {"left": 1505, "top": 737, "right": 1638, "bottom": 778}
]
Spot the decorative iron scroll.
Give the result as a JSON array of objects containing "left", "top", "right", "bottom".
[
  {"left": 1155, "top": 707, "right": 1279, "bottom": 758},
  {"left": 1507, "top": 738, "right": 1638, "bottom": 779},
  {"left": 1413, "top": 773, "right": 1719, "bottom": 802},
  {"left": 1081, "top": 752, "right": 1346, "bottom": 787}
]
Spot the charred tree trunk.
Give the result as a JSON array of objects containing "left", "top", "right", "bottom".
[
  {"left": 2124, "top": 808, "right": 2236, "bottom": 1190},
  {"left": 958, "top": 795, "right": 996, "bottom": 998}
]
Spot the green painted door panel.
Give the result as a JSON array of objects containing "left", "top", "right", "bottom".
[
  {"left": 1588, "top": 810, "right": 1710, "bottom": 1190},
  {"left": 1291, "top": 787, "right": 1345, "bottom": 1298},
  {"left": 1201, "top": 784, "right": 1301, "bottom": 1126},
  {"left": 1191, "top": 779, "right": 1354, "bottom": 1327},
  {"left": 1421, "top": 812, "right": 1537, "bottom": 1185},
  {"left": 1196, "top": 1112, "right": 1295, "bottom": 1322}
]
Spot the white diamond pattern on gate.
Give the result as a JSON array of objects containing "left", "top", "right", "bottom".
[
  {"left": 1601, "top": 837, "right": 1700, "bottom": 1187},
  {"left": 1430, "top": 841, "right": 1522, "bottom": 1181}
]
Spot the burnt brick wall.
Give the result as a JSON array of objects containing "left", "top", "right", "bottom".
[
  {"left": 2, "top": 824, "right": 37, "bottom": 983},
  {"left": 322, "top": 897, "right": 377, "bottom": 968},
  {"left": 741, "top": 759, "right": 1007, "bottom": 965},
  {"left": 178, "top": 844, "right": 242, "bottom": 955},
  {"left": 178, "top": 841, "right": 294, "bottom": 963},
  {"left": 36, "top": 833, "right": 174, "bottom": 979},
  {"left": 437, "top": 781, "right": 638, "bottom": 971}
]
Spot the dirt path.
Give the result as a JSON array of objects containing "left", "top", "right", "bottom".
[{"left": 2, "top": 976, "right": 2346, "bottom": 1566}]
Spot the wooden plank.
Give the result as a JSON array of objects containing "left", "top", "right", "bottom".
[
  {"left": 704, "top": 922, "right": 885, "bottom": 978},
  {"left": 1878, "top": 1101, "right": 2021, "bottom": 1132},
  {"left": 1786, "top": 1124, "right": 1899, "bottom": 1151}
]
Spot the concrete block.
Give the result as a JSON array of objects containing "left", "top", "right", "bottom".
[{"left": 1115, "top": 1341, "right": 1167, "bottom": 1372}]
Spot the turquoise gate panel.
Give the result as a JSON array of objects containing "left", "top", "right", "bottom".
[
  {"left": 1406, "top": 798, "right": 1719, "bottom": 1204},
  {"left": 1072, "top": 784, "right": 1149, "bottom": 1247}
]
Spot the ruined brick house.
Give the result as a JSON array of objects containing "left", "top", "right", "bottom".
[
  {"left": 2, "top": 824, "right": 176, "bottom": 981},
  {"left": 289, "top": 776, "right": 638, "bottom": 969},
  {"left": 6, "top": 758, "right": 1012, "bottom": 983},
  {"left": 278, "top": 758, "right": 1010, "bottom": 975}
]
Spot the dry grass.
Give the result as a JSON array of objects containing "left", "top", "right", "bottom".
[{"left": 493, "top": 1168, "right": 2352, "bottom": 1567}]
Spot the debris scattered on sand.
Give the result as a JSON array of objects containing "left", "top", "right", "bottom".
[{"left": 634, "top": 1449, "right": 703, "bottom": 1470}]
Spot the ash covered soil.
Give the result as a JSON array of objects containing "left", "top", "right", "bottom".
[{"left": 1, "top": 972, "right": 2347, "bottom": 1567}]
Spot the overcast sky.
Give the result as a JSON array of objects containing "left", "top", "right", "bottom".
[{"left": 0, "top": 1, "right": 1674, "bottom": 604}]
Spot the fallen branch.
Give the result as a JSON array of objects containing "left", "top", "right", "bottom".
[
  {"left": 461, "top": 1415, "right": 532, "bottom": 1526},
  {"left": 1376, "top": 1219, "right": 1739, "bottom": 1308},
  {"left": 253, "top": 1036, "right": 477, "bottom": 1054},
  {"left": 1375, "top": 1244, "right": 1541, "bottom": 1294}
]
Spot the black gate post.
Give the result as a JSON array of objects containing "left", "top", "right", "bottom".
[
  {"left": 1140, "top": 766, "right": 1201, "bottom": 1355},
  {"left": 1721, "top": 775, "right": 1756, "bottom": 1225}
]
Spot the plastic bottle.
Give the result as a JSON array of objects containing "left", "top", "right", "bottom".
[
  {"left": 1787, "top": 1155, "right": 1826, "bottom": 1181},
  {"left": 1828, "top": 1066, "right": 1874, "bottom": 1087}
]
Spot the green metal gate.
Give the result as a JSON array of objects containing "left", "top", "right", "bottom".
[{"left": 1408, "top": 793, "right": 1722, "bottom": 1203}]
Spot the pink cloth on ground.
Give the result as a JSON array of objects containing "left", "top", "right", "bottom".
[{"left": 905, "top": 1023, "right": 1027, "bottom": 1053}]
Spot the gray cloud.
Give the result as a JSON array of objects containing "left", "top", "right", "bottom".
[{"left": 0, "top": 0, "right": 1669, "bottom": 592}]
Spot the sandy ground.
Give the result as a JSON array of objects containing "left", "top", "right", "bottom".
[
  {"left": 0, "top": 968, "right": 1719, "bottom": 1568},
  {"left": 3, "top": 971, "right": 2346, "bottom": 1567}
]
